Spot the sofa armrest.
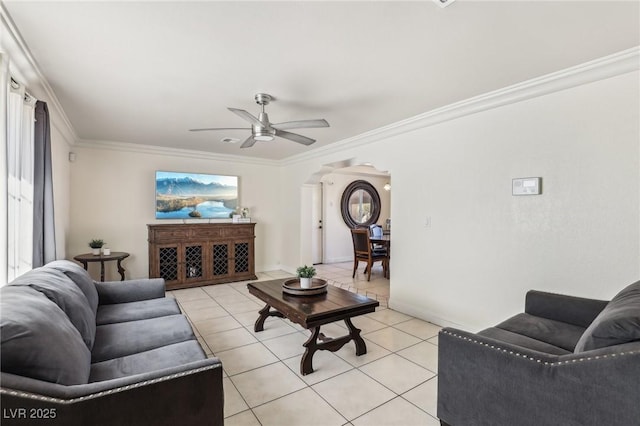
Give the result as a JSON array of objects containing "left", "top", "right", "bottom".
[
  {"left": 95, "top": 278, "right": 166, "bottom": 305},
  {"left": 524, "top": 290, "right": 608, "bottom": 327},
  {"left": 437, "top": 328, "right": 640, "bottom": 426},
  {"left": 1, "top": 358, "right": 223, "bottom": 426}
]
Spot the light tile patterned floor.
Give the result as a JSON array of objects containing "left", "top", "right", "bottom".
[{"left": 169, "top": 262, "right": 441, "bottom": 426}]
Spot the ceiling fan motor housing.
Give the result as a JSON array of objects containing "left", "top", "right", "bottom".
[
  {"left": 255, "top": 93, "right": 272, "bottom": 106},
  {"left": 254, "top": 110, "right": 275, "bottom": 140}
]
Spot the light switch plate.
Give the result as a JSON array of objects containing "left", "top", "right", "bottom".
[{"left": 512, "top": 177, "right": 541, "bottom": 195}]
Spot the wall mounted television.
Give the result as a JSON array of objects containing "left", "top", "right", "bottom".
[{"left": 155, "top": 171, "right": 238, "bottom": 219}]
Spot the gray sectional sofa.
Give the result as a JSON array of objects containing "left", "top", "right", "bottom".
[
  {"left": 437, "top": 280, "right": 640, "bottom": 426},
  {"left": 1, "top": 260, "right": 223, "bottom": 426}
]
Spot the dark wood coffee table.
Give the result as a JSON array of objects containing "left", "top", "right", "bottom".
[{"left": 247, "top": 279, "right": 379, "bottom": 375}]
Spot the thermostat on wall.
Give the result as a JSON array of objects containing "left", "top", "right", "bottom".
[{"left": 512, "top": 177, "right": 541, "bottom": 195}]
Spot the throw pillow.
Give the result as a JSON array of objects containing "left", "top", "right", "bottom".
[
  {"left": 10, "top": 268, "right": 96, "bottom": 350},
  {"left": 47, "top": 260, "right": 99, "bottom": 315},
  {"left": 1, "top": 286, "right": 91, "bottom": 385},
  {"left": 574, "top": 280, "right": 640, "bottom": 352}
]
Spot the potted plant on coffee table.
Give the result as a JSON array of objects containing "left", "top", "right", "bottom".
[
  {"left": 89, "top": 239, "right": 105, "bottom": 255},
  {"left": 296, "top": 265, "right": 316, "bottom": 289}
]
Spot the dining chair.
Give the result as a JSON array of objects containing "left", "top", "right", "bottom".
[{"left": 351, "top": 228, "right": 389, "bottom": 281}]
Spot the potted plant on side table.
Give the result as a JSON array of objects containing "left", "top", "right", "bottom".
[
  {"left": 296, "top": 265, "right": 316, "bottom": 289},
  {"left": 89, "top": 239, "right": 105, "bottom": 255}
]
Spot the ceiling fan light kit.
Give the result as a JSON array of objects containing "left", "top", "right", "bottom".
[
  {"left": 190, "top": 93, "right": 329, "bottom": 149},
  {"left": 253, "top": 129, "right": 275, "bottom": 142}
]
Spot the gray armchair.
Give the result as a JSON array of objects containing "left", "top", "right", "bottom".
[{"left": 438, "top": 281, "right": 640, "bottom": 426}]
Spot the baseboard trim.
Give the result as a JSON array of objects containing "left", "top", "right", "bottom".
[
  {"left": 389, "top": 298, "right": 473, "bottom": 331},
  {"left": 322, "top": 256, "right": 353, "bottom": 264}
]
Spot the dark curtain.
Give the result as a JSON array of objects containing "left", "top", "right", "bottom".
[{"left": 32, "top": 101, "right": 56, "bottom": 267}]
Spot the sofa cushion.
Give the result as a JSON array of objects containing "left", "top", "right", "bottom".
[
  {"left": 89, "top": 340, "right": 206, "bottom": 382},
  {"left": 47, "top": 260, "right": 99, "bottom": 316},
  {"left": 96, "top": 297, "right": 181, "bottom": 325},
  {"left": 478, "top": 327, "right": 571, "bottom": 355},
  {"left": 574, "top": 280, "right": 640, "bottom": 353},
  {"left": 9, "top": 268, "right": 96, "bottom": 349},
  {"left": 0, "top": 286, "right": 91, "bottom": 385},
  {"left": 92, "top": 315, "right": 196, "bottom": 363},
  {"left": 495, "top": 313, "right": 586, "bottom": 352}
]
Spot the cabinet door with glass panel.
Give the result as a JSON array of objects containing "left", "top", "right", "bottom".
[
  {"left": 152, "top": 242, "right": 206, "bottom": 285},
  {"left": 210, "top": 239, "right": 254, "bottom": 280}
]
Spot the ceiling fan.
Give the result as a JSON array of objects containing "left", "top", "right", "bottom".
[{"left": 189, "top": 93, "right": 329, "bottom": 148}]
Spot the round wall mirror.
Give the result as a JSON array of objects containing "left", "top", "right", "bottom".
[{"left": 340, "top": 180, "right": 381, "bottom": 228}]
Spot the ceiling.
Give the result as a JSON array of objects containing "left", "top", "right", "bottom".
[{"left": 3, "top": 1, "right": 639, "bottom": 160}]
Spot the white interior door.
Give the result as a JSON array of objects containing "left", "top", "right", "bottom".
[{"left": 311, "top": 183, "right": 323, "bottom": 264}]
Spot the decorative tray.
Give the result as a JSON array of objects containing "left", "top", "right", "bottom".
[{"left": 282, "top": 278, "right": 328, "bottom": 296}]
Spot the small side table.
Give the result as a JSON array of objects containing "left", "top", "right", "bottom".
[{"left": 73, "top": 252, "right": 130, "bottom": 282}]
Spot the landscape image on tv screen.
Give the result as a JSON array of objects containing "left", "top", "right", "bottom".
[{"left": 155, "top": 171, "right": 238, "bottom": 219}]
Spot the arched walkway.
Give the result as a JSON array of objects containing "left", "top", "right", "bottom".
[{"left": 300, "top": 160, "right": 391, "bottom": 305}]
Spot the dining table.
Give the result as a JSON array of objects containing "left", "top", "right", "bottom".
[
  {"left": 370, "top": 234, "right": 390, "bottom": 275},
  {"left": 370, "top": 234, "right": 391, "bottom": 250}
]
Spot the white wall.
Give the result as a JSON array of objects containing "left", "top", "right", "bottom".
[
  {"left": 279, "top": 69, "right": 640, "bottom": 331},
  {"left": 391, "top": 71, "right": 639, "bottom": 330},
  {"left": 68, "top": 146, "right": 281, "bottom": 281},
  {"left": 321, "top": 172, "right": 390, "bottom": 263}
]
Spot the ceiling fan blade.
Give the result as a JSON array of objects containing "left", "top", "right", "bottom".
[
  {"left": 272, "top": 119, "right": 329, "bottom": 130},
  {"left": 228, "top": 108, "right": 263, "bottom": 127},
  {"left": 275, "top": 129, "right": 316, "bottom": 146},
  {"left": 240, "top": 135, "right": 257, "bottom": 149},
  {"left": 189, "top": 127, "right": 249, "bottom": 132}
]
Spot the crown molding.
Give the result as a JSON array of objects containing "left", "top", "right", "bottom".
[
  {"left": 1, "top": 3, "right": 77, "bottom": 147},
  {"left": 283, "top": 46, "right": 640, "bottom": 166},
  {"left": 75, "top": 139, "right": 280, "bottom": 167},
  {"left": 3, "top": 0, "right": 637, "bottom": 167},
  {"left": 332, "top": 168, "right": 389, "bottom": 178}
]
